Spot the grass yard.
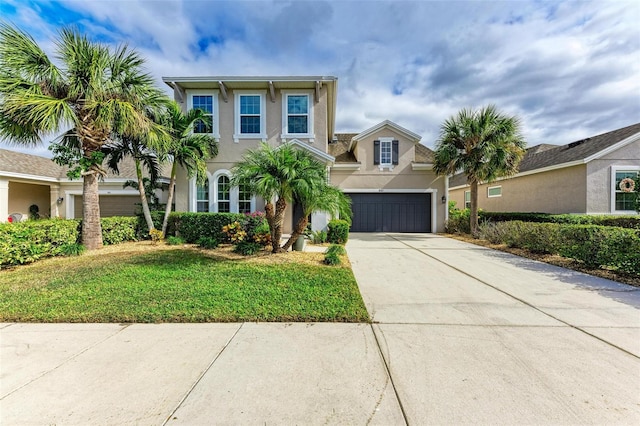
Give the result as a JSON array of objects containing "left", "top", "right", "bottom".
[{"left": 0, "top": 242, "right": 369, "bottom": 323}]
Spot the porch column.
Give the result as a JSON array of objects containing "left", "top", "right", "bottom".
[
  {"left": 0, "top": 178, "right": 9, "bottom": 222},
  {"left": 50, "top": 185, "right": 61, "bottom": 219}
]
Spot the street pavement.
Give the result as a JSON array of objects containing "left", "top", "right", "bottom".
[{"left": 1, "top": 233, "right": 639, "bottom": 425}]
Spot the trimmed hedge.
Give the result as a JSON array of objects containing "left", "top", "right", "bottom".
[
  {"left": 0, "top": 219, "right": 80, "bottom": 267},
  {"left": 479, "top": 212, "right": 640, "bottom": 230},
  {"left": 478, "top": 221, "right": 640, "bottom": 275},
  {"left": 327, "top": 219, "right": 350, "bottom": 244},
  {"left": 167, "top": 212, "right": 246, "bottom": 243},
  {"left": 100, "top": 216, "right": 138, "bottom": 245}
]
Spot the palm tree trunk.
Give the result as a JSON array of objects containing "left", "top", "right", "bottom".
[
  {"left": 270, "top": 197, "right": 287, "bottom": 253},
  {"left": 82, "top": 170, "right": 103, "bottom": 250},
  {"left": 470, "top": 179, "right": 479, "bottom": 237},
  {"left": 282, "top": 215, "right": 309, "bottom": 252},
  {"left": 161, "top": 161, "right": 177, "bottom": 237},
  {"left": 135, "top": 159, "right": 155, "bottom": 232}
]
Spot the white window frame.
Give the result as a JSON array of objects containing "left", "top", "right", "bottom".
[
  {"left": 281, "top": 90, "right": 314, "bottom": 142},
  {"left": 215, "top": 174, "right": 231, "bottom": 213},
  {"left": 464, "top": 190, "right": 471, "bottom": 209},
  {"left": 487, "top": 185, "right": 502, "bottom": 198},
  {"left": 234, "top": 91, "right": 267, "bottom": 143},
  {"left": 611, "top": 166, "right": 639, "bottom": 213},
  {"left": 212, "top": 170, "right": 256, "bottom": 213},
  {"left": 378, "top": 137, "right": 393, "bottom": 169},
  {"left": 196, "top": 178, "right": 210, "bottom": 212},
  {"left": 186, "top": 90, "right": 220, "bottom": 140}
]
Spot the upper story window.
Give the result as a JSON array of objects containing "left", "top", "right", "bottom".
[
  {"left": 373, "top": 137, "right": 398, "bottom": 169},
  {"left": 234, "top": 91, "right": 266, "bottom": 142},
  {"left": 613, "top": 168, "right": 639, "bottom": 212},
  {"left": 281, "top": 91, "right": 314, "bottom": 141},
  {"left": 187, "top": 90, "right": 219, "bottom": 139}
]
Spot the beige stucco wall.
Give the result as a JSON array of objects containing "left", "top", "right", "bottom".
[
  {"left": 8, "top": 181, "right": 51, "bottom": 219},
  {"left": 449, "top": 165, "right": 587, "bottom": 213},
  {"left": 330, "top": 127, "right": 447, "bottom": 232},
  {"left": 586, "top": 140, "right": 640, "bottom": 214}
]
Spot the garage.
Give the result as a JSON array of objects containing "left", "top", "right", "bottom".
[
  {"left": 74, "top": 195, "right": 140, "bottom": 218},
  {"left": 347, "top": 193, "right": 432, "bottom": 233}
]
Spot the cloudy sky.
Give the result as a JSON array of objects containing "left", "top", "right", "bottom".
[{"left": 1, "top": 0, "right": 639, "bottom": 156}]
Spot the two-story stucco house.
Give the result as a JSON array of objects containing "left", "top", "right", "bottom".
[
  {"left": 449, "top": 123, "right": 640, "bottom": 215},
  {"left": 162, "top": 76, "right": 447, "bottom": 233}
]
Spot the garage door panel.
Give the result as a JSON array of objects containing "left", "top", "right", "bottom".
[{"left": 347, "top": 193, "right": 431, "bottom": 233}]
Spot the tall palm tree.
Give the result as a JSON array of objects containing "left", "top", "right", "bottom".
[
  {"left": 103, "top": 136, "right": 163, "bottom": 233},
  {"left": 160, "top": 101, "right": 218, "bottom": 237},
  {"left": 433, "top": 105, "right": 525, "bottom": 236},
  {"left": 0, "top": 24, "right": 166, "bottom": 249},
  {"left": 231, "top": 143, "right": 343, "bottom": 253}
]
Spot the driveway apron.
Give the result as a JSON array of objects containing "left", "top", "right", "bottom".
[{"left": 347, "top": 233, "right": 640, "bottom": 425}]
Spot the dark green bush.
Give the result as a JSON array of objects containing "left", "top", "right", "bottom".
[
  {"left": 60, "top": 243, "right": 85, "bottom": 256},
  {"left": 100, "top": 217, "right": 138, "bottom": 245},
  {"left": 0, "top": 219, "right": 80, "bottom": 267},
  {"left": 446, "top": 208, "right": 471, "bottom": 234},
  {"left": 325, "top": 244, "right": 346, "bottom": 257},
  {"left": 327, "top": 220, "right": 350, "bottom": 244},
  {"left": 169, "top": 212, "right": 245, "bottom": 243},
  {"left": 136, "top": 210, "right": 166, "bottom": 239},
  {"left": 479, "top": 212, "right": 640, "bottom": 230},
  {"left": 233, "top": 240, "right": 262, "bottom": 255},
  {"left": 323, "top": 253, "right": 341, "bottom": 265},
  {"left": 478, "top": 221, "right": 640, "bottom": 275},
  {"left": 197, "top": 236, "right": 220, "bottom": 249}
]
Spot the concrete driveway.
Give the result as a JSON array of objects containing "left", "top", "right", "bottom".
[{"left": 1, "top": 233, "right": 639, "bottom": 425}]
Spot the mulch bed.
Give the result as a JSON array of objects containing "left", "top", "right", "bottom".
[{"left": 447, "top": 234, "right": 640, "bottom": 288}]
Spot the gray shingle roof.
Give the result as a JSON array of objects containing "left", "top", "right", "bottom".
[
  {"left": 449, "top": 122, "right": 640, "bottom": 187},
  {"left": 329, "top": 133, "right": 358, "bottom": 163},
  {"left": 415, "top": 144, "right": 434, "bottom": 163}
]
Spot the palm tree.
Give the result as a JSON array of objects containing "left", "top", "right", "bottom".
[
  {"left": 433, "top": 105, "right": 526, "bottom": 236},
  {"left": 160, "top": 101, "right": 218, "bottom": 237},
  {"left": 103, "top": 136, "right": 163, "bottom": 233},
  {"left": 231, "top": 143, "right": 346, "bottom": 253},
  {"left": 0, "top": 24, "right": 166, "bottom": 249},
  {"left": 282, "top": 183, "right": 352, "bottom": 252}
]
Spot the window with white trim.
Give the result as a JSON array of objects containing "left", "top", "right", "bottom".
[
  {"left": 614, "top": 169, "right": 638, "bottom": 212},
  {"left": 238, "top": 182, "right": 252, "bottom": 214},
  {"left": 217, "top": 175, "right": 231, "bottom": 213},
  {"left": 464, "top": 191, "right": 471, "bottom": 209},
  {"left": 380, "top": 139, "right": 392, "bottom": 165},
  {"left": 187, "top": 90, "right": 219, "bottom": 138},
  {"left": 196, "top": 179, "right": 209, "bottom": 212},
  {"left": 487, "top": 186, "right": 502, "bottom": 197},
  {"left": 234, "top": 91, "right": 266, "bottom": 142},
  {"left": 281, "top": 91, "right": 314, "bottom": 140}
]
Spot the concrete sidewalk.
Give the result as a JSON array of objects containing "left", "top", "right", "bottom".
[{"left": 1, "top": 233, "right": 639, "bottom": 425}]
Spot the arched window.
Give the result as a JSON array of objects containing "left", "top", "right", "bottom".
[
  {"left": 217, "top": 175, "right": 231, "bottom": 212},
  {"left": 196, "top": 179, "right": 209, "bottom": 212}
]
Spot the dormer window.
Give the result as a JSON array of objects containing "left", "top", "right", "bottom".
[
  {"left": 373, "top": 137, "right": 399, "bottom": 170},
  {"left": 281, "top": 91, "right": 314, "bottom": 142}
]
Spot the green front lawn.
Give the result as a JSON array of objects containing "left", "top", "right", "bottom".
[{"left": 0, "top": 243, "right": 369, "bottom": 323}]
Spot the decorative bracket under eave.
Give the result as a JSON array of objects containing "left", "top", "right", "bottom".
[
  {"left": 268, "top": 81, "right": 276, "bottom": 103},
  {"left": 218, "top": 81, "right": 228, "bottom": 103},
  {"left": 315, "top": 81, "right": 322, "bottom": 103}
]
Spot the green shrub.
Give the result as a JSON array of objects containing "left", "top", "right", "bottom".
[
  {"left": 197, "top": 236, "right": 220, "bottom": 249},
  {"left": 327, "top": 220, "right": 350, "bottom": 244},
  {"left": 309, "top": 230, "right": 328, "bottom": 244},
  {"left": 100, "top": 217, "right": 138, "bottom": 245},
  {"left": 323, "top": 253, "right": 341, "bottom": 265},
  {"left": 60, "top": 243, "right": 85, "bottom": 256},
  {"left": 170, "top": 213, "right": 245, "bottom": 243},
  {"left": 479, "top": 212, "right": 640, "bottom": 230},
  {"left": 136, "top": 210, "right": 165, "bottom": 239},
  {"left": 478, "top": 221, "right": 640, "bottom": 275},
  {"left": 0, "top": 219, "right": 80, "bottom": 267},
  {"left": 446, "top": 208, "right": 471, "bottom": 234},
  {"left": 233, "top": 240, "right": 262, "bottom": 255},
  {"left": 165, "top": 236, "right": 184, "bottom": 246},
  {"left": 325, "top": 244, "right": 346, "bottom": 257}
]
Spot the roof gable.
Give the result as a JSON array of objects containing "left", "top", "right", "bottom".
[
  {"left": 278, "top": 139, "right": 335, "bottom": 164},
  {"left": 349, "top": 120, "right": 421, "bottom": 151}
]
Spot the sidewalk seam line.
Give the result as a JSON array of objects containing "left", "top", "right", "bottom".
[
  {"left": 162, "top": 323, "right": 244, "bottom": 425},
  {"left": 370, "top": 324, "right": 410, "bottom": 426},
  {"left": 0, "top": 324, "right": 131, "bottom": 400},
  {"left": 388, "top": 234, "right": 640, "bottom": 360}
]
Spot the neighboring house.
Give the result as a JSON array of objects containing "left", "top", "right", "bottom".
[
  {"left": 449, "top": 123, "right": 640, "bottom": 215},
  {"left": 0, "top": 149, "right": 161, "bottom": 222},
  {"left": 163, "top": 76, "right": 447, "bottom": 233}
]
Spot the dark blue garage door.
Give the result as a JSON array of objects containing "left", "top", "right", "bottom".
[{"left": 347, "top": 193, "right": 431, "bottom": 232}]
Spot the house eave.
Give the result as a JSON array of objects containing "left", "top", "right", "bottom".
[
  {"left": 331, "top": 163, "right": 361, "bottom": 171},
  {"left": 411, "top": 163, "right": 433, "bottom": 171},
  {"left": 349, "top": 120, "right": 422, "bottom": 151}
]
